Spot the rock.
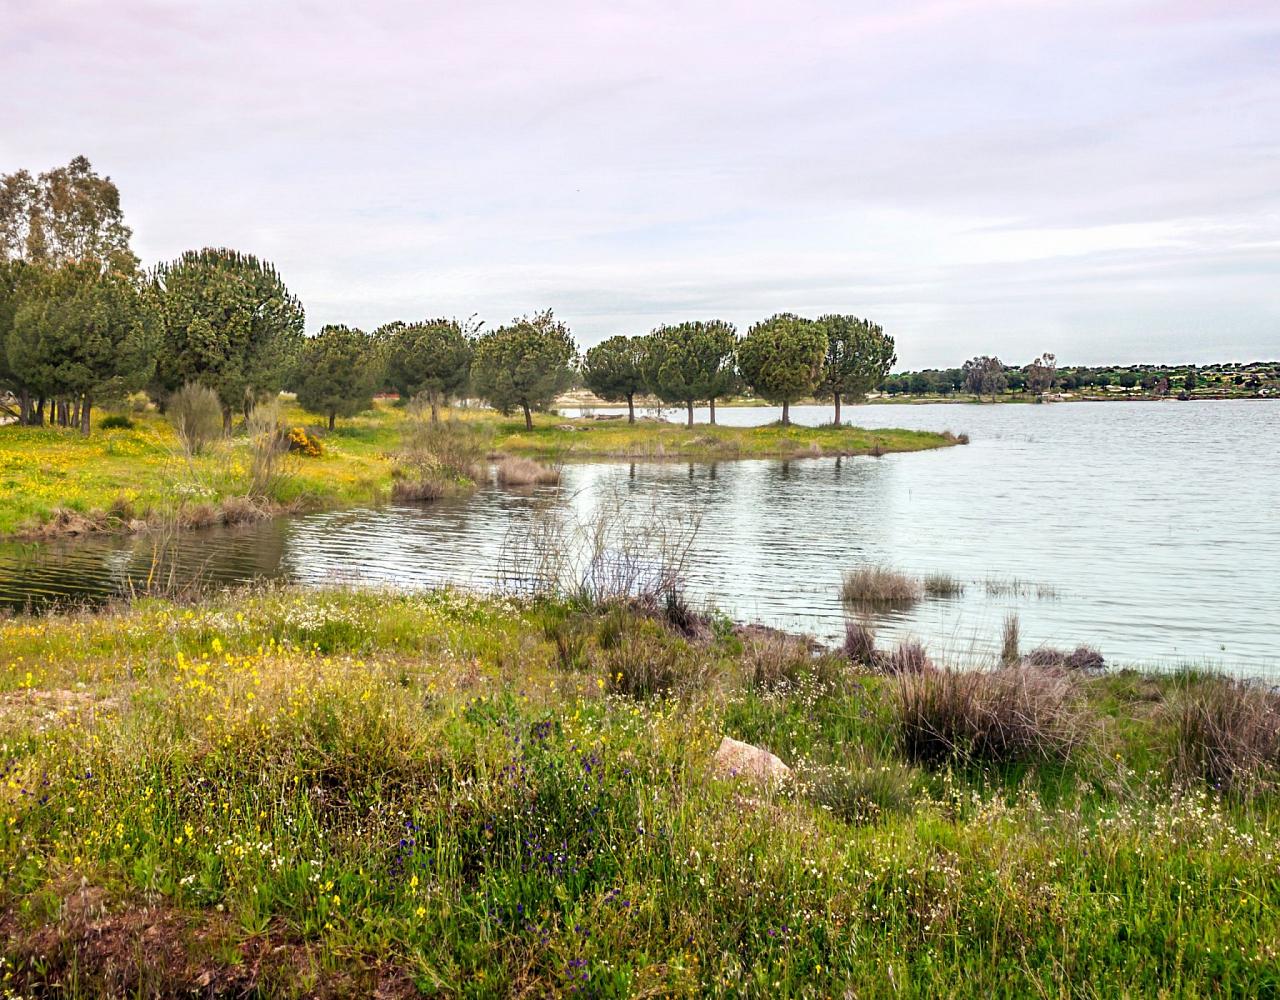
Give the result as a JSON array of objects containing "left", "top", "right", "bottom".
[{"left": 713, "top": 736, "right": 791, "bottom": 785}]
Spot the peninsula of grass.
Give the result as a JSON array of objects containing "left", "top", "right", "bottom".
[
  {"left": 0, "top": 402, "right": 960, "bottom": 539},
  {"left": 1, "top": 585, "right": 1278, "bottom": 997},
  {"left": 492, "top": 416, "right": 960, "bottom": 463}
]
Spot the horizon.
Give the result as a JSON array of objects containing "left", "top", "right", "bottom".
[{"left": 3, "top": 0, "right": 1277, "bottom": 368}]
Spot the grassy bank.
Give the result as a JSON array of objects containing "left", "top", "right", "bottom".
[
  {"left": 1, "top": 585, "right": 1277, "bottom": 997},
  {"left": 0, "top": 403, "right": 959, "bottom": 539}
]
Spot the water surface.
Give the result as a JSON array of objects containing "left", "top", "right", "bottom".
[{"left": 2, "top": 401, "right": 1276, "bottom": 675}]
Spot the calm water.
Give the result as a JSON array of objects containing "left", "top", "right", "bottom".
[{"left": 2, "top": 401, "right": 1277, "bottom": 675}]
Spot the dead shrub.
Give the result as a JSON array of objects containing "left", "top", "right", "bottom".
[
  {"left": 1172, "top": 676, "right": 1280, "bottom": 794},
  {"left": 897, "top": 667, "right": 1088, "bottom": 767},
  {"left": 841, "top": 565, "right": 921, "bottom": 605}
]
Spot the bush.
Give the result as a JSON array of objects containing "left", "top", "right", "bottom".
[
  {"left": 896, "top": 667, "right": 1087, "bottom": 767},
  {"left": 397, "top": 417, "right": 489, "bottom": 497},
  {"left": 98, "top": 414, "right": 134, "bottom": 431},
  {"left": 1172, "top": 676, "right": 1280, "bottom": 794},
  {"left": 286, "top": 426, "right": 323, "bottom": 457},
  {"left": 841, "top": 566, "right": 921, "bottom": 605},
  {"left": 246, "top": 400, "right": 293, "bottom": 499},
  {"left": 167, "top": 382, "right": 223, "bottom": 456}
]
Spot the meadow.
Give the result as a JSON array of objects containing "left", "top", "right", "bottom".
[
  {"left": 1, "top": 584, "right": 1277, "bottom": 997},
  {"left": 0, "top": 402, "right": 958, "bottom": 539}
]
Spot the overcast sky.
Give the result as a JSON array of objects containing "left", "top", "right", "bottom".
[{"left": 3, "top": 0, "right": 1277, "bottom": 368}]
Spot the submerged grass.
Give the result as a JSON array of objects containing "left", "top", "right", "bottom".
[{"left": 1, "top": 586, "right": 1278, "bottom": 996}]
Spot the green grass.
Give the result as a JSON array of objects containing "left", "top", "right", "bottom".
[
  {"left": 0, "top": 403, "right": 958, "bottom": 539},
  {"left": 1, "top": 586, "right": 1277, "bottom": 997}
]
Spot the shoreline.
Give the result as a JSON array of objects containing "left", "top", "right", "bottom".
[{"left": 0, "top": 405, "right": 960, "bottom": 542}]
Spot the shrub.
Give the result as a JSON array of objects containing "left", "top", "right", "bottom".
[
  {"left": 896, "top": 667, "right": 1087, "bottom": 767},
  {"left": 397, "top": 416, "right": 489, "bottom": 497},
  {"left": 286, "top": 426, "right": 323, "bottom": 457},
  {"left": 98, "top": 414, "right": 134, "bottom": 431},
  {"left": 1172, "top": 676, "right": 1280, "bottom": 794},
  {"left": 496, "top": 456, "right": 561, "bottom": 486},
  {"left": 841, "top": 566, "right": 921, "bottom": 605},
  {"left": 167, "top": 382, "right": 223, "bottom": 457},
  {"left": 246, "top": 400, "right": 293, "bottom": 499}
]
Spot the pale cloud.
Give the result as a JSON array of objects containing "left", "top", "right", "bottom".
[{"left": 1, "top": 0, "right": 1276, "bottom": 367}]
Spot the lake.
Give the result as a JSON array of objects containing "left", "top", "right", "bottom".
[{"left": 2, "top": 400, "right": 1277, "bottom": 675}]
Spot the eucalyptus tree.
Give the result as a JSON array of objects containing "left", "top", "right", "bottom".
[
  {"left": 962, "top": 356, "right": 1007, "bottom": 400},
  {"left": 385, "top": 318, "right": 473, "bottom": 421},
  {"left": 0, "top": 156, "right": 134, "bottom": 268},
  {"left": 151, "top": 249, "right": 305, "bottom": 432},
  {"left": 472, "top": 309, "right": 577, "bottom": 430},
  {"left": 582, "top": 335, "right": 647, "bottom": 423},
  {"left": 293, "top": 325, "right": 380, "bottom": 429},
  {"left": 815, "top": 315, "right": 896, "bottom": 424},
  {"left": 736, "top": 313, "right": 826, "bottom": 426},
  {"left": 641, "top": 320, "right": 738, "bottom": 427}
]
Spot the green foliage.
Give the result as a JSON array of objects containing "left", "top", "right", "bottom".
[
  {"left": 582, "top": 335, "right": 647, "bottom": 418},
  {"left": 6, "top": 260, "right": 155, "bottom": 432},
  {"left": 815, "top": 315, "right": 896, "bottom": 418},
  {"left": 150, "top": 248, "right": 304, "bottom": 420},
  {"left": 737, "top": 312, "right": 827, "bottom": 422},
  {"left": 641, "top": 320, "right": 738, "bottom": 424},
  {"left": 471, "top": 309, "right": 577, "bottom": 429},
  {"left": 293, "top": 324, "right": 379, "bottom": 429},
  {"left": 384, "top": 318, "right": 472, "bottom": 417}
]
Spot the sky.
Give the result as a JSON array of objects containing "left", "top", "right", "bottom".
[{"left": 2, "top": 0, "right": 1277, "bottom": 369}]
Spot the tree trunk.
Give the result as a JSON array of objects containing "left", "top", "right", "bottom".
[
  {"left": 18, "top": 390, "right": 30, "bottom": 426},
  {"left": 328, "top": 410, "right": 336, "bottom": 431},
  {"left": 222, "top": 406, "right": 233, "bottom": 436},
  {"left": 80, "top": 395, "right": 91, "bottom": 436},
  {"left": 781, "top": 400, "right": 790, "bottom": 426},
  {"left": 626, "top": 393, "right": 635, "bottom": 424},
  {"left": 522, "top": 401, "right": 532, "bottom": 431},
  {"left": 430, "top": 393, "right": 440, "bottom": 423},
  {"left": 686, "top": 401, "right": 694, "bottom": 428},
  {"left": 71, "top": 397, "right": 81, "bottom": 429},
  {"left": 709, "top": 397, "right": 717, "bottom": 425},
  {"left": 833, "top": 392, "right": 842, "bottom": 426},
  {"left": 34, "top": 397, "right": 45, "bottom": 426}
]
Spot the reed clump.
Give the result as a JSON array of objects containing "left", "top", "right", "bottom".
[
  {"left": 1172, "top": 675, "right": 1280, "bottom": 794},
  {"left": 496, "top": 456, "right": 561, "bottom": 486},
  {"left": 841, "top": 565, "right": 922, "bottom": 605},
  {"left": 896, "top": 666, "right": 1088, "bottom": 767}
]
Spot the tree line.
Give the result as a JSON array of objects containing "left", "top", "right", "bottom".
[{"left": 0, "top": 157, "right": 897, "bottom": 435}]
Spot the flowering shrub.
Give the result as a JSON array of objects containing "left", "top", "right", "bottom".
[{"left": 286, "top": 426, "right": 323, "bottom": 457}]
